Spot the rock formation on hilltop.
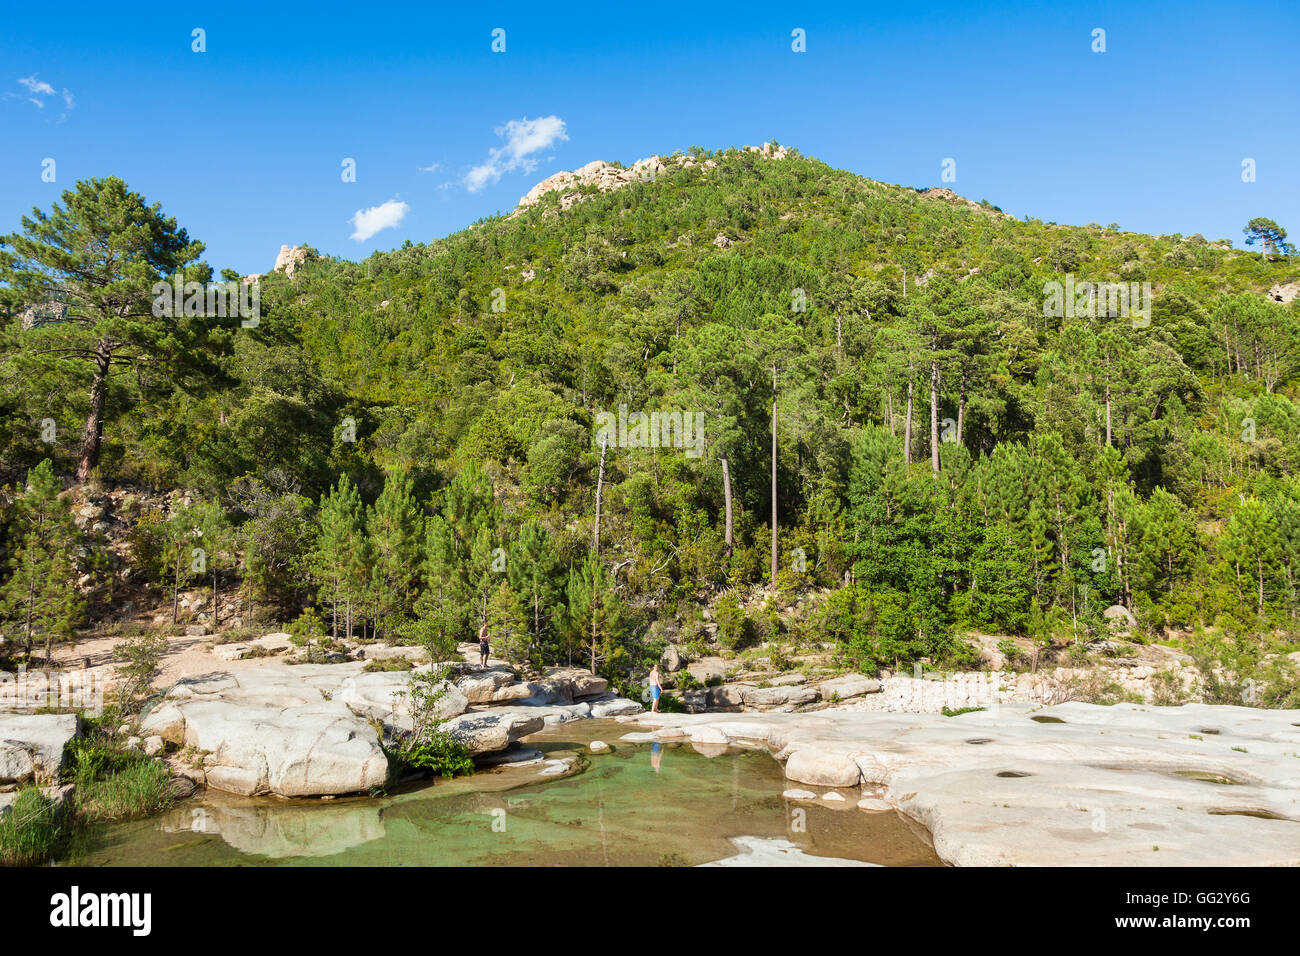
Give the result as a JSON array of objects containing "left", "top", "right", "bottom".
[
  {"left": 513, "top": 142, "right": 789, "bottom": 215},
  {"left": 273, "top": 244, "right": 311, "bottom": 277}
]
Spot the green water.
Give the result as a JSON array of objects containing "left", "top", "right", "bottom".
[{"left": 67, "top": 721, "right": 940, "bottom": 866}]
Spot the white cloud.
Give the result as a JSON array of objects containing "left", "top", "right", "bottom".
[
  {"left": 18, "top": 74, "right": 55, "bottom": 96},
  {"left": 13, "top": 75, "right": 73, "bottom": 118},
  {"left": 349, "top": 198, "right": 409, "bottom": 242},
  {"left": 464, "top": 115, "right": 568, "bottom": 192},
  {"left": 418, "top": 161, "right": 441, "bottom": 174}
]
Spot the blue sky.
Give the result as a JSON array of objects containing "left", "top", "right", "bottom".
[{"left": 2, "top": 1, "right": 1296, "bottom": 274}]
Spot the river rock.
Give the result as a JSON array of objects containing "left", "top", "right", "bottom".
[
  {"left": 625, "top": 702, "right": 1300, "bottom": 866},
  {"left": 742, "top": 685, "right": 818, "bottom": 709},
  {"left": 785, "top": 748, "right": 864, "bottom": 787},
  {"left": 142, "top": 696, "right": 389, "bottom": 797},
  {"left": 815, "top": 674, "right": 881, "bottom": 701},
  {"left": 454, "top": 666, "right": 521, "bottom": 704},
  {"left": 687, "top": 657, "right": 728, "bottom": 685},
  {"left": 544, "top": 666, "right": 609, "bottom": 698},
  {"left": 585, "top": 694, "right": 644, "bottom": 718},
  {"left": 439, "top": 710, "right": 547, "bottom": 753},
  {"left": 0, "top": 713, "right": 80, "bottom": 785},
  {"left": 141, "top": 664, "right": 394, "bottom": 797},
  {"left": 336, "top": 671, "right": 467, "bottom": 731},
  {"left": 661, "top": 646, "right": 682, "bottom": 672},
  {"left": 706, "top": 684, "right": 748, "bottom": 710}
]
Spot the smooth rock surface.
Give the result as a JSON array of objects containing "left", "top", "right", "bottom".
[
  {"left": 623, "top": 701, "right": 1300, "bottom": 866},
  {"left": 0, "top": 713, "right": 79, "bottom": 785}
]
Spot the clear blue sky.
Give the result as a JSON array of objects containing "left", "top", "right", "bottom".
[{"left": 2, "top": 0, "right": 1296, "bottom": 274}]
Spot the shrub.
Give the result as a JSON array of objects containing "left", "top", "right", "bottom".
[
  {"left": 394, "top": 734, "right": 474, "bottom": 778},
  {"left": 113, "top": 631, "right": 168, "bottom": 711},
  {"left": 388, "top": 672, "right": 474, "bottom": 778},
  {"left": 715, "top": 592, "right": 750, "bottom": 650}
]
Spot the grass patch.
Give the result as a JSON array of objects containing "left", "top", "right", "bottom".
[
  {"left": 64, "top": 716, "right": 175, "bottom": 823},
  {"left": 363, "top": 657, "right": 413, "bottom": 673},
  {"left": 942, "top": 705, "right": 987, "bottom": 717},
  {"left": 75, "top": 759, "right": 173, "bottom": 823},
  {"left": 0, "top": 788, "right": 64, "bottom": 866}
]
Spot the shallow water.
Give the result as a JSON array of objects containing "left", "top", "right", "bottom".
[{"left": 67, "top": 720, "right": 941, "bottom": 866}]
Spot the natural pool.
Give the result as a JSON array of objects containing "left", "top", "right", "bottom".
[{"left": 67, "top": 720, "right": 941, "bottom": 866}]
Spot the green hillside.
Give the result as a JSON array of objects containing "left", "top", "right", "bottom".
[{"left": 2, "top": 145, "right": 1299, "bottom": 696}]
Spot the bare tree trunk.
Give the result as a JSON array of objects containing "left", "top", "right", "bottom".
[
  {"left": 593, "top": 432, "right": 608, "bottom": 555},
  {"left": 929, "top": 351, "right": 941, "bottom": 474},
  {"left": 77, "top": 338, "right": 112, "bottom": 483},
  {"left": 721, "top": 454, "right": 734, "bottom": 554},
  {"left": 771, "top": 363, "right": 778, "bottom": 590},
  {"left": 1105, "top": 381, "right": 1112, "bottom": 447},
  {"left": 957, "top": 365, "right": 967, "bottom": 445},
  {"left": 903, "top": 376, "right": 914, "bottom": 465}
]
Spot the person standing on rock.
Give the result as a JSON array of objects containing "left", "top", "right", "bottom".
[
  {"left": 648, "top": 664, "right": 662, "bottom": 714},
  {"left": 478, "top": 621, "right": 490, "bottom": 669}
]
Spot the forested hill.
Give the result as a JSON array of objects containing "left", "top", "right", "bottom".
[{"left": 2, "top": 144, "right": 1299, "bottom": 685}]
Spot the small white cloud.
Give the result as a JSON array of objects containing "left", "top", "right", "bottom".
[
  {"left": 419, "top": 162, "right": 441, "bottom": 174},
  {"left": 349, "top": 198, "right": 409, "bottom": 242},
  {"left": 13, "top": 75, "right": 73, "bottom": 118},
  {"left": 464, "top": 115, "right": 568, "bottom": 192},
  {"left": 18, "top": 74, "right": 55, "bottom": 97}
]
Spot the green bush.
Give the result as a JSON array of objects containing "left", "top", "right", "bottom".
[
  {"left": 715, "top": 592, "right": 752, "bottom": 650},
  {"left": 393, "top": 733, "right": 474, "bottom": 778}
]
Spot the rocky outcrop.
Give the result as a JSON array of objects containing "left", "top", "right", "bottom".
[
  {"left": 273, "top": 244, "right": 311, "bottom": 277},
  {"left": 515, "top": 156, "right": 669, "bottom": 212},
  {"left": 513, "top": 146, "right": 778, "bottom": 216},
  {"left": 142, "top": 668, "right": 392, "bottom": 798},
  {"left": 1267, "top": 280, "right": 1300, "bottom": 305},
  {"left": 622, "top": 701, "right": 1300, "bottom": 866},
  {"left": 0, "top": 713, "right": 80, "bottom": 785},
  {"left": 139, "top": 651, "right": 640, "bottom": 797}
]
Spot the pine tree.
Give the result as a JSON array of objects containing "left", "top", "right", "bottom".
[
  {"left": 314, "top": 475, "right": 366, "bottom": 639},
  {"left": 565, "top": 554, "right": 627, "bottom": 677},
  {"left": 0, "top": 178, "right": 221, "bottom": 481},
  {"left": 506, "top": 520, "right": 564, "bottom": 663},
  {"left": 1, "top": 460, "right": 83, "bottom": 664},
  {"left": 367, "top": 467, "right": 423, "bottom": 640}
]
